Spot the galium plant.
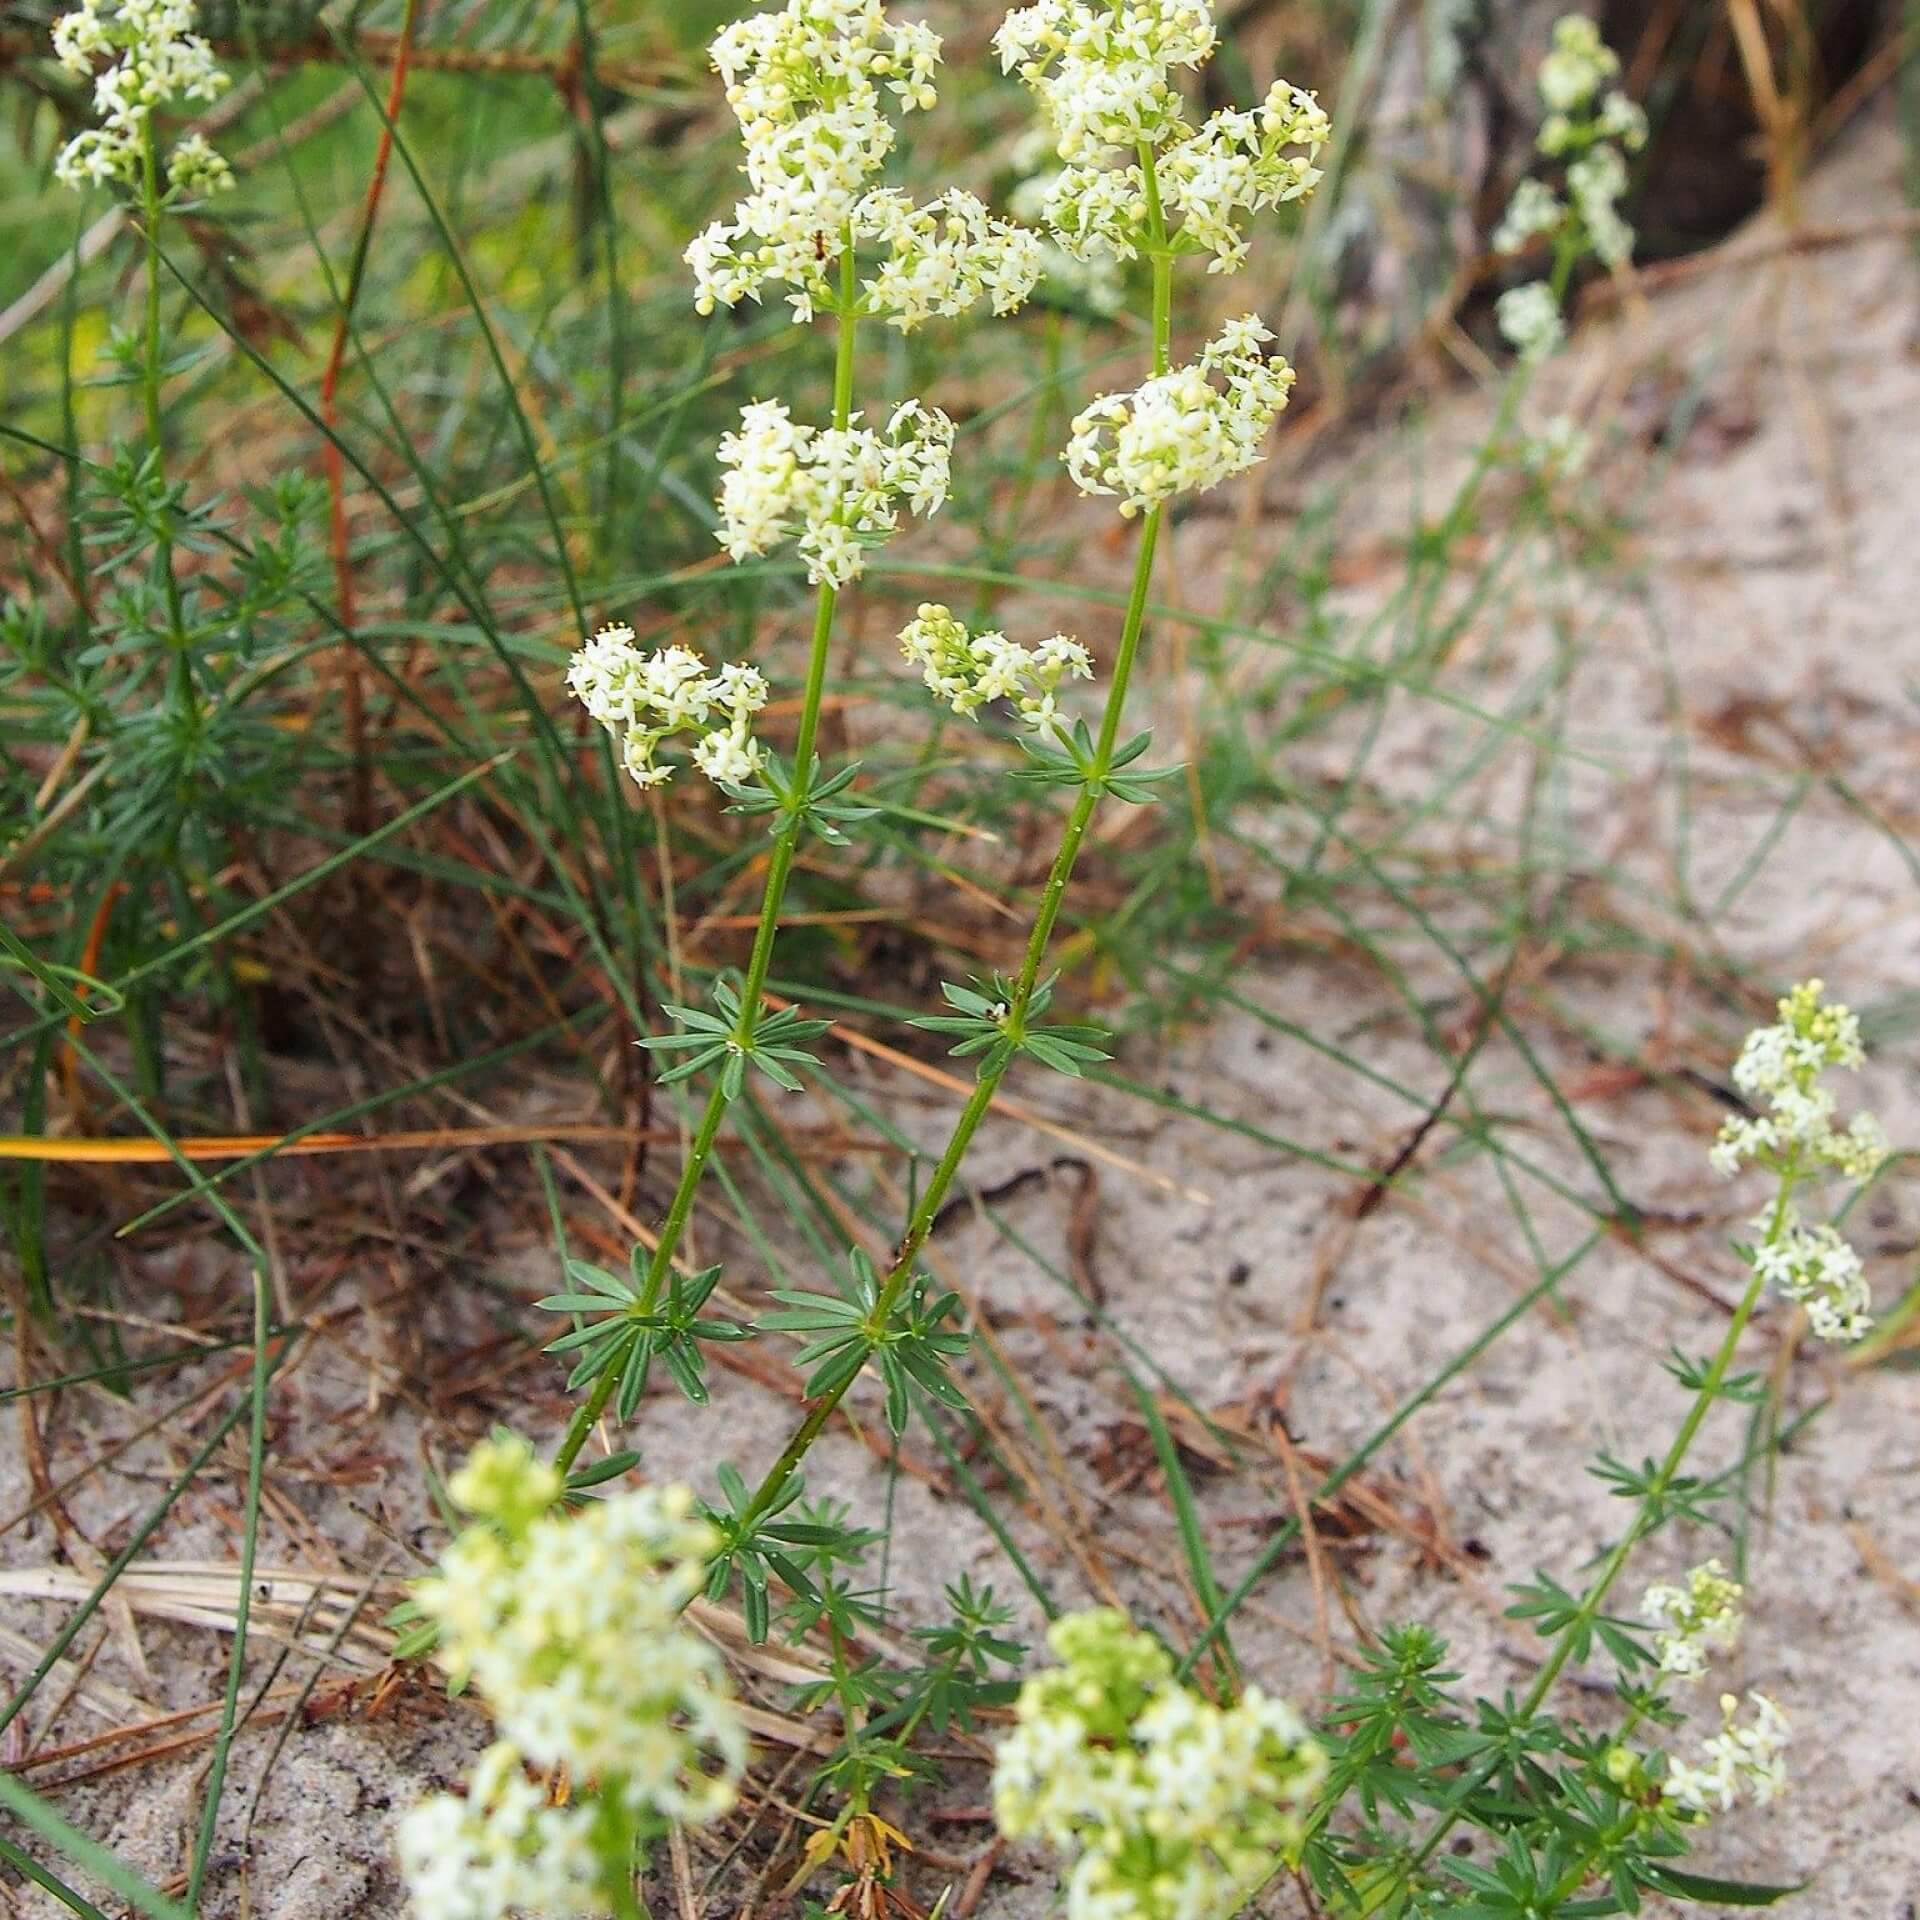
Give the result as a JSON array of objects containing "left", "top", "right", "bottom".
[
  {"left": 12, "top": 0, "right": 324, "bottom": 1057},
  {"left": 1492, "top": 14, "right": 1648, "bottom": 362},
  {"left": 539, "top": 0, "right": 1325, "bottom": 1517},
  {"left": 397, "top": 1435, "right": 746, "bottom": 1920},
  {"left": 390, "top": 0, "right": 1894, "bottom": 1915},
  {"left": 399, "top": 0, "right": 1328, "bottom": 1902},
  {"left": 993, "top": 1610, "right": 1326, "bottom": 1920},
  {"left": 1278, "top": 979, "right": 1886, "bottom": 1917},
  {"left": 669, "top": 0, "right": 1328, "bottom": 1604}
]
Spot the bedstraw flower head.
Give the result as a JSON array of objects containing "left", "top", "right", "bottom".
[
  {"left": 50, "top": 0, "right": 232, "bottom": 197},
  {"left": 1662, "top": 1691, "right": 1790, "bottom": 1817},
  {"left": 716, "top": 395, "right": 954, "bottom": 587},
  {"left": 1494, "top": 281, "right": 1565, "bottom": 362},
  {"left": 1538, "top": 13, "right": 1619, "bottom": 116},
  {"left": 688, "top": 0, "right": 1041, "bottom": 331},
  {"left": 1066, "top": 315, "right": 1293, "bottom": 515},
  {"left": 397, "top": 1741, "right": 604, "bottom": 1920},
  {"left": 1002, "top": 8, "right": 1328, "bottom": 277},
  {"left": 993, "top": 1609, "right": 1325, "bottom": 1920},
  {"left": 1492, "top": 176, "right": 1564, "bottom": 257},
  {"left": 1749, "top": 1211, "right": 1872, "bottom": 1344},
  {"left": 687, "top": 0, "right": 939, "bottom": 318},
  {"left": 1643, "top": 1560, "right": 1743, "bottom": 1683},
  {"left": 898, "top": 604, "right": 1092, "bottom": 741},
  {"left": 855, "top": 187, "right": 1047, "bottom": 331},
  {"left": 567, "top": 626, "right": 770, "bottom": 791},
  {"left": 1712, "top": 979, "right": 1881, "bottom": 1176},
  {"left": 1708, "top": 982, "right": 1887, "bottom": 1344},
  {"left": 995, "top": 1, "right": 1218, "bottom": 160},
  {"left": 411, "top": 1440, "right": 745, "bottom": 1829}
]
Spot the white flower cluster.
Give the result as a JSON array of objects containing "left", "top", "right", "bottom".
[
  {"left": 1041, "top": 82, "right": 1327, "bottom": 275},
  {"left": 50, "top": 0, "right": 233, "bottom": 197},
  {"left": 414, "top": 1438, "right": 745, "bottom": 1818},
  {"left": 1643, "top": 1560, "right": 1743, "bottom": 1684},
  {"left": 1494, "top": 15, "right": 1647, "bottom": 359},
  {"left": 1491, "top": 176, "right": 1563, "bottom": 258},
  {"left": 716, "top": 395, "right": 954, "bottom": 587},
  {"left": 995, "top": 1, "right": 1218, "bottom": 158},
  {"left": 898, "top": 603, "right": 1092, "bottom": 740},
  {"left": 1494, "top": 281, "right": 1565, "bottom": 364},
  {"left": 1710, "top": 979, "right": 1888, "bottom": 1182},
  {"left": 993, "top": 1609, "right": 1326, "bottom": 1920},
  {"left": 1536, "top": 15, "right": 1644, "bottom": 142},
  {"left": 1709, "top": 981, "right": 1888, "bottom": 1344},
  {"left": 1008, "top": 129, "right": 1127, "bottom": 316},
  {"left": 856, "top": 188, "right": 1047, "bottom": 332},
  {"left": 686, "top": 0, "right": 1040, "bottom": 330},
  {"left": 398, "top": 1742, "right": 604, "bottom": 1920},
  {"left": 998, "top": 5, "right": 1327, "bottom": 277},
  {"left": 1750, "top": 1215, "right": 1872, "bottom": 1345},
  {"left": 1663, "top": 1691, "right": 1790, "bottom": 1817},
  {"left": 567, "top": 626, "right": 770, "bottom": 790},
  {"left": 1066, "top": 315, "right": 1294, "bottom": 515}
]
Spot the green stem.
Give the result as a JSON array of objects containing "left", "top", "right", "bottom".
[
  {"left": 729, "top": 153, "right": 1178, "bottom": 1544},
  {"left": 554, "top": 241, "right": 860, "bottom": 1478},
  {"left": 1538, "top": 1704, "right": 1651, "bottom": 1908}
]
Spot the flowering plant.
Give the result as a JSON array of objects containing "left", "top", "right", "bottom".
[
  {"left": 51, "top": 0, "right": 233, "bottom": 196},
  {"left": 386, "top": 9, "right": 1890, "bottom": 1920},
  {"left": 398, "top": 1436, "right": 746, "bottom": 1920},
  {"left": 1493, "top": 13, "right": 1649, "bottom": 362},
  {"left": 994, "top": 1610, "right": 1325, "bottom": 1920}
]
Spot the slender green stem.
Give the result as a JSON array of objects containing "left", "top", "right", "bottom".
[
  {"left": 138, "top": 126, "right": 166, "bottom": 455},
  {"left": 553, "top": 241, "right": 861, "bottom": 1477},
  {"left": 729, "top": 153, "right": 1178, "bottom": 1543}
]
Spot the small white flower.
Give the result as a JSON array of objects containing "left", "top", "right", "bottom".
[
  {"left": 898, "top": 604, "right": 1092, "bottom": 741},
  {"left": 1066, "top": 314, "right": 1295, "bottom": 515},
  {"left": 1538, "top": 14, "right": 1619, "bottom": 117},
  {"left": 1568, "top": 143, "right": 1632, "bottom": 266},
  {"left": 410, "top": 1439, "right": 746, "bottom": 1832},
  {"left": 1495, "top": 280, "right": 1565, "bottom": 362},
  {"left": 567, "top": 624, "right": 769, "bottom": 793},
  {"left": 1663, "top": 1691, "right": 1790, "bottom": 1817},
  {"left": 686, "top": 0, "right": 1035, "bottom": 334},
  {"left": 1643, "top": 1560, "right": 1743, "bottom": 1683},
  {"left": 857, "top": 187, "right": 1046, "bottom": 332},
  {"left": 50, "top": 0, "right": 231, "bottom": 197},
  {"left": 715, "top": 395, "right": 953, "bottom": 587},
  {"left": 1710, "top": 982, "right": 1887, "bottom": 1343},
  {"left": 994, "top": 1, "right": 1220, "bottom": 161},
  {"left": 1595, "top": 88, "right": 1650, "bottom": 151},
  {"left": 166, "top": 129, "right": 233, "bottom": 196},
  {"left": 1752, "top": 1214, "right": 1872, "bottom": 1344},
  {"left": 397, "top": 1743, "right": 604, "bottom": 1920},
  {"left": 993, "top": 1610, "right": 1324, "bottom": 1920},
  {"left": 1493, "top": 176, "right": 1564, "bottom": 257}
]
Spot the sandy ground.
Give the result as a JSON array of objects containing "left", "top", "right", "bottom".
[{"left": 5, "top": 105, "right": 1919, "bottom": 1920}]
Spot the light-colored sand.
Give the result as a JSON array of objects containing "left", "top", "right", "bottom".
[{"left": 5, "top": 104, "right": 1918, "bottom": 1920}]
